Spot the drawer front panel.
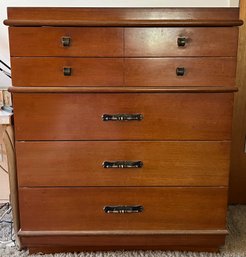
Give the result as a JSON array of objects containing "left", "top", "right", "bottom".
[
  {"left": 11, "top": 58, "right": 124, "bottom": 87},
  {"left": 9, "top": 27, "right": 124, "bottom": 57},
  {"left": 125, "top": 28, "right": 238, "bottom": 57},
  {"left": 13, "top": 93, "right": 233, "bottom": 141},
  {"left": 19, "top": 187, "right": 227, "bottom": 231},
  {"left": 16, "top": 141, "right": 230, "bottom": 187},
  {"left": 125, "top": 58, "right": 236, "bottom": 87}
]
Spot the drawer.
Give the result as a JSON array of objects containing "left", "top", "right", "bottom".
[
  {"left": 11, "top": 58, "right": 124, "bottom": 87},
  {"left": 19, "top": 187, "right": 227, "bottom": 231},
  {"left": 9, "top": 27, "right": 123, "bottom": 57},
  {"left": 11, "top": 57, "right": 236, "bottom": 87},
  {"left": 16, "top": 141, "right": 230, "bottom": 187},
  {"left": 125, "top": 58, "right": 236, "bottom": 87},
  {"left": 13, "top": 93, "right": 233, "bottom": 141},
  {"left": 125, "top": 28, "right": 238, "bottom": 57}
]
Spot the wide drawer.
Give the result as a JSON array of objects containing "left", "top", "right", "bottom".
[
  {"left": 16, "top": 141, "right": 230, "bottom": 187},
  {"left": 13, "top": 93, "right": 233, "bottom": 141},
  {"left": 125, "top": 28, "right": 238, "bottom": 57},
  {"left": 9, "top": 27, "right": 238, "bottom": 58},
  {"left": 11, "top": 58, "right": 124, "bottom": 87},
  {"left": 11, "top": 57, "right": 236, "bottom": 87},
  {"left": 9, "top": 27, "right": 124, "bottom": 57},
  {"left": 19, "top": 187, "right": 227, "bottom": 231},
  {"left": 125, "top": 58, "right": 236, "bottom": 87}
]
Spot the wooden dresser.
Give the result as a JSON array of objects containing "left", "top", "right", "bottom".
[{"left": 4, "top": 7, "right": 242, "bottom": 253}]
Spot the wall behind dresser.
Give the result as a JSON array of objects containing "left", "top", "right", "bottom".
[{"left": 0, "top": 0, "right": 240, "bottom": 86}]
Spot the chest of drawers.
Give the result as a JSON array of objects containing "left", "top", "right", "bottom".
[{"left": 4, "top": 7, "right": 242, "bottom": 253}]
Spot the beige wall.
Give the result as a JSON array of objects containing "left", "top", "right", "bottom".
[{"left": 230, "top": 0, "right": 240, "bottom": 6}]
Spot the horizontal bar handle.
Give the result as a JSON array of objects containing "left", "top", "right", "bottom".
[
  {"left": 104, "top": 205, "right": 144, "bottom": 214},
  {"left": 103, "top": 161, "right": 143, "bottom": 169},
  {"left": 102, "top": 114, "right": 143, "bottom": 121}
]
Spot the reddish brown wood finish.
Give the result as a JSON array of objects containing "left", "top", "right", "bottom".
[
  {"left": 23, "top": 234, "right": 226, "bottom": 253},
  {"left": 11, "top": 58, "right": 124, "bottom": 87},
  {"left": 9, "top": 27, "right": 123, "bottom": 57},
  {"left": 9, "top": 27, "right": 238, "bottom": 58},
  {"left": 11, "top": 57, "right": 236, "bottom": 87},
  {"left": 125, "top": 28, "right": 239, "bottom": 57},
  {"left": 16, "top": 141, "right": 230, "bottom": 187},
  {"left": 5, "top": 7, "right": 241, "bottom": 25},
  {"left": 19, "top": 230, "right": 228, "bottom": 236},
  {"left": 28, "top": 245, "right": 219, "bottom": 254},
  {"left": 19, "top": 187, "right": 227, "bottom": 231},
  {"left": 5, "top": 20, "right": 243, "bottom": 27},
  {"left": 9, "top": 86, "right": 238, "bottom": 93},
  {"left": 125, "top": 58, "right": 236, "bottom": 87},
  {"left": 13, "top": 93, "right": 233, "bottom": 141},
  {"left": 5, "top": 7, "right": 241, "bottom": 253},
  {"left": 229, "top": 1, "right": 246, "bottom": 204}
]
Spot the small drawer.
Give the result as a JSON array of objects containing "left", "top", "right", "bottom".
[
  {"left": 13, "top": 93, "right": 233, "bottom": 141},
  {"left": 19, "top": 187, "right": 227, "bottom": 231},
  {"left": 16, "top": 141, "right": 230, "bottom": 187},
  {"left": 125, "top": 58, "right": 236, "bottom": 87},
  {"left": 11, "top": 57, "right": 124, "bottom": 87},
  {"left": 125, "top": 28, "right": 238, "bottom": 57},
  {"left": 9, "top": 27, "right": 123, "bottom": 57}
]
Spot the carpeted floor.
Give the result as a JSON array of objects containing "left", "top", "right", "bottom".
[{"left": 0, "top": 205, "right": 245, "bottom": 257}]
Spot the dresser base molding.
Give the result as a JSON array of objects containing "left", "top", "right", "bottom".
[
  {"left": 19, "top": 230, "right": 227, "bottom": 253},
  {"left": 28, "top": 247, "right": 221, "bottom": 254}
]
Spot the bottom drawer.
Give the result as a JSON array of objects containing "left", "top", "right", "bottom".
[{"left": 19, "top": 187, "right": 227, "bottom": 231}]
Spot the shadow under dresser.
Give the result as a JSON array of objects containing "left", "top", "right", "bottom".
[{"left": 4, "top": 7, "right": 243, "bottom": 253}]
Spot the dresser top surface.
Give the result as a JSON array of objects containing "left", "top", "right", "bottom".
[{"left": 4, "top": 7, "right": 242, "bottom": 27}]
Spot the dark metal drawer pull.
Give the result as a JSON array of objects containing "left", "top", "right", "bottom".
[
  {"left": 176, "top": 67, "right": 185, "bottom": 76},
  {"left": 61, "top": 36, "right": 71, "bottom": 47},
  {"left": 103, "top": 161, "right": 143, "bottom": 169},
  {"left": 102, "top": 114, "right": 143, "bottom": 121},
  {"left": 104, "top": 205, "right": 144, "bottom": 214},
  {"left": 177, "top": 37, "right": 187, "bottom": 47},
  {"left": 63, "top": 67, "right": 72, "bottom": 76}
]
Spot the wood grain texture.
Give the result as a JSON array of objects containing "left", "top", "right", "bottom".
[
  {"left": 11, "top": 58, "right": 124, "bottom": 87},
  {"left": 5, "top": 6, "right": 240, "bottom": 252},
  {"left": 229, "top": 0, "right": 246, "bottom": 204},
  {"left": 19, "top": 230, "right": 228, "bottom": 236},
  {"left": 13, "top": 93, "right": 233, "bottom": 141},
  {"left": 18, "top": 187, "right": 227, "bottom": 231},
  {"left": 9, "top": 86, "right": 238, "bottom": 93},
  {"left": 125, "top": 58, "right": 236, "bottom": 87},
  {"left": 22, "top": 234, "right": 226, "bottom": 253},
  {"left": 9, "top": 27, "right": 123, "bottom": 57},
  {"left": 4, "top": 20, "right": 243, "bottom": 27},
  {"left": 11, "top": 57, "right": 236, "bottom": 87},
  {"left": 16, "top": 141, "right": 230, "bottom": 187},
  {"left": 20, "top": 229, "right": 226, "bottom": 252},
  {"left": 5, "top": 7, "right": 242, "bottom": 27},
  {"left": 125, "top": 28, "right": 239, "bottom": 57},
  {"left": 9, "top": 27, "right": 239, "bottom": 57}
]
